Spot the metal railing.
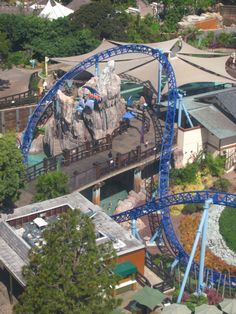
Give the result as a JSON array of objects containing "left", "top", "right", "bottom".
[
  {"left": 0, "top": 72, "right": 39, "bottom": 108},
  {"left": 225, "top": 151, "right": 236, "bottom": 171}
]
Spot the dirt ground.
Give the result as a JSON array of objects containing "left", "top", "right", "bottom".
[{"left": 223, "top": 168, "right": 236, "bottom": 193}]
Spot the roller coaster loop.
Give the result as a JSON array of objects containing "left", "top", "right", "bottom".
[
  {"left": 21, "top": 44, "right": 236, "bottom": 288},
  {"left": 112, "top": 190, "right": 236, "bottom": 287}
]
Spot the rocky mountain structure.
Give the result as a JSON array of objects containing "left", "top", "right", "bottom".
[{"left": 39, "top": 61, "right": 126, "bottom": 155}]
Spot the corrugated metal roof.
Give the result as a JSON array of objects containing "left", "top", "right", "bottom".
[{"left": 189, "top": 105, "right": 236, "bottom": 139}]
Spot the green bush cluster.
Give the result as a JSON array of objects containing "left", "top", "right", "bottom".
[
  {"left": 170, "top": 161, "right": 200, "bottom": 185},
  {"left": 182, "top": 203, "right": 202, "bottom": 215},
  {"left": 212, "top": 178, "right": 231, "bottom": 192},
  {"left": 185, "top": 294, "right": 208, "bottom": 312}
]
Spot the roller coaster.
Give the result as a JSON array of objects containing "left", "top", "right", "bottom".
[{"left": 21, "top": 44, "right": 236, "bottom": 289}]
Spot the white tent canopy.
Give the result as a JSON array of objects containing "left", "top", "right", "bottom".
[
  {"left": 51, "top": 40, "right": 117, "bottom": 64},
  {"left": 178, "top": 40, "right": 229, "bottom": 56},
  {"left": 177, "top": 54, "right": 235, "bottom": 82},
  {"left": 39, "top": 0, "right": 74, "bottom": 20},
  {"left": 110, "top": 38, "right": 179, "bottom": 53},
  {"left": 51, "top": 39, "right": 235, "bottom": 94},
  {"left": 162, "top": 56, "right": 235, "bottom": 94}
]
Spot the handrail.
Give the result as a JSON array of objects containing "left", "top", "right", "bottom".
[
  {"left": 0, "top": 71, "right": 39, "bottom": 108},
  {"left": 225, "top": 150, "right": 236, "bottom": 170},
  {"left": 26, "top": 121, "right": 129, "bottom": 181}
]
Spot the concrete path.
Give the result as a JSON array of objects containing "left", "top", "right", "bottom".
[{"left": 0, "top": 67, "right": 35, "bottom": 97}]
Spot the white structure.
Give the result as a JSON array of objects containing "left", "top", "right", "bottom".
[
  {"left": 39, "top": 0, "right": 74, "bottom": 20},
  {"left": 174, "top": 88, "right": 236, "bottom": 167}
]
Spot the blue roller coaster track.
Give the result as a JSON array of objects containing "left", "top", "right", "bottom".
[{"left": 21, "top": 44, "right": 236, "bottom": 288}]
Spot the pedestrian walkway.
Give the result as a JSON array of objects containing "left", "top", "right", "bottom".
[{"left": 0, "top": 67, "right": 35, "bottom": 98}]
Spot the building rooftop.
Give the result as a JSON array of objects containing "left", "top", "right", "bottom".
[
  {"left": 197, "top": 87, "right": 236, "bottom": 122},
  {"left": 161, "top": 87, "right": 236, "bottom": 140},
  {"left": 0, "top": 222, "right": 30, "bottom": 286},
  {"left": 189, "top": 105, "right": 236, "bottom": 140},
  {"left": 1, "top": 192, "right": 145, "bottom": 286}
]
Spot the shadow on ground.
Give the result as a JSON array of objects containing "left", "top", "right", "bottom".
[{"left": 0, "top": 79, "right": 10, "bottom": 92}]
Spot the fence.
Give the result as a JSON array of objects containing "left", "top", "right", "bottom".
[
  {"left": 26, "top": 121, "right": 129, "bottom": 181},
  {"left": 0, "top": 72, "right": 39, "bottom": 109},
  {"left": 225, "top": 150, "right": 236, "bottom": 171}
]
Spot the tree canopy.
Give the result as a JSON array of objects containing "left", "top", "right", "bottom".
[
  {"left": 33, "top": 170, "right": 69, "bottom": 202},
  {"left": 14, "top": 208, "right": 120, "bottom": 314},
  {"left": 0, "top": 134, "right": 25, "bottom": 209}
]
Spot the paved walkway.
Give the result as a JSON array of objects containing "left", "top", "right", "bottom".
[{"left": 0, "top": 67, "right": 35, "bottom": 97}]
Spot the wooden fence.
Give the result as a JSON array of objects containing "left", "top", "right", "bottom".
[{"left": 26, "top": 121, "right": 129, "bottom": 181}]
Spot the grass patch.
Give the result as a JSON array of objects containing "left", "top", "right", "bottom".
[{"left": 219, "top": 206, "right": 236, "bottom": 253}]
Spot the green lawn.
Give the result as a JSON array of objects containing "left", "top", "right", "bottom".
[{"left": 219, "top": 206, "right": 236, "bottom": 253}]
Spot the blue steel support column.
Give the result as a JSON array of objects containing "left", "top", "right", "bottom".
[
  {"left": 95, "top": 56, "right": 99, "bottom": 77},
  {"left": 177, "top": 92, "right": 193, "bottom": 128},
  {"left": 198, "top": 198, "right": 213, "bottom": 295},
  {"left": 178, "top": 97, "right": 182, "bottom": 127},
  {"left": 149, "top": 224, "right": 162, "bottom": 244},
  {"left": 171, "top": 257, "right": 179, "bottom": 272},
  {"left": 157, "top": 52, "right": 163, "bottom": 104},
  {"left": 177, "top": 208, "right": 208, "bottom": 303},
  {"left": 181, "top": 101, "right": 193, "bottom": 128},
  {"left": 131, "top": 218, "right": 142, "bottom": 241}
]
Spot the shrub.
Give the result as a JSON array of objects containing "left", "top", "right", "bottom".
[
  {"left": 212, "top": 178, "right": 231, "bottom": 192},
  {"left": 202, "top": 153, "right": 225, "bottom": 177},
  {"left": 8, "top": 51, "right": 28, "bottom": 66},
  {"left": 205, "top": 288, "right": 222, "bottom": 305},
  {"left": 170, "top": 161, "right": 200, "bottom": 185},
  {"left": 185, "top": 294, "right": 208, "bottom": 311},
  {"left": 33, "top": 171, "right": 69, "bottom": 202},
  {"left": 172, "top": 287, "right": 189, "bottom": 303},
  {"left": 182, "top": 203, "right": 202, "bottom": 215}
]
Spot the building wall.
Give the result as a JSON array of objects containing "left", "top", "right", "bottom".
[
  {"left": 0, "top": 105, "right": 35, "bottom": 134},
  {"left": 177, "top": 126, "right": 207, "bottom": 166},
  {"left": 219, "top": 5, "right": 236, "bottom": 27},
  {"left": 117, "top": 248, "right": 145, "bottom": 275},
  {"left": 207, "top": 132, "right": 220, "bottom": 154}
]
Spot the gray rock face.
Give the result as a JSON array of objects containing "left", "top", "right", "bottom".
[{"left": 43, "top": 61, "right": 126, "bottom": 154}]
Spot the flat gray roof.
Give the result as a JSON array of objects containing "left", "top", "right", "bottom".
[
  {"left": 1, "top": 192, "right": 145, "bottom": 286},
  {"left": 189, "top": 105, "right": 236, "bottom": 139},
  {"left": 161, "top": 88, "right": 236, "bottom": 140}
]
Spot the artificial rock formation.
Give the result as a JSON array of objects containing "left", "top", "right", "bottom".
[{"left": 41, "top": 61, "right": 126, "bottom": 155}]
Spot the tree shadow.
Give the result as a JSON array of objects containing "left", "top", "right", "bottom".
[{"left": 0, "top": 79, "right": 10, "bottom": 91}]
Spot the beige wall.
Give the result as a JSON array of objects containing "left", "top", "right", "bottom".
[
  {"left": 207, "top": 133, "right": 220, "bottom": 154},
  {"left": 177, "top": 126, "right": 207, "bottom": 166},
  {"left": 177, "top": 125, "right": 236, "bottom": 168}
]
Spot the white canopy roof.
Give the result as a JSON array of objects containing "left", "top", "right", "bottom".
[
  {"left": 177, "top": 54, "right": 236, "bottom": 82},
  {"left": 110, "top": 38, "right": 179, "bottom": 53},
  {"left": 178, "top": 40, "right": 229, "bottom": 56},
  {"left": 39, "top": 0, "right": 74, "bottom": 20},
  {"left": 161, "top": 56, "right": 236, "bottom": 94},
  {"left": 51, "top": 40, "right": 117, "bottom": 64},
  {"left": 51, "top": 39, "right": 235, "bottom": 94}
]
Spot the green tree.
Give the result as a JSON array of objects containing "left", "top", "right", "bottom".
[
  {"left": 216, "top": 32, "right": 235, "bottom": 48},
  {"left": 33, "top": 171, "right": 69, "bottom": 202},
  {"left": 202, "top": 153, "right": 225, "bottom": 177},
  {"left": 0, "top": 134, "right": 25, "bottom": 209},
  {"left": 14, "top": 208, "right": 120, "bottom": 314},
  {"left": 0, "top": 31, "right": 10, "bottom": 69},
  {"left": 170, "top": 161, "right": 200, "bottom": 185},
  {"left": 212, "top": 177, "right": 231, "bottom": 192}
]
